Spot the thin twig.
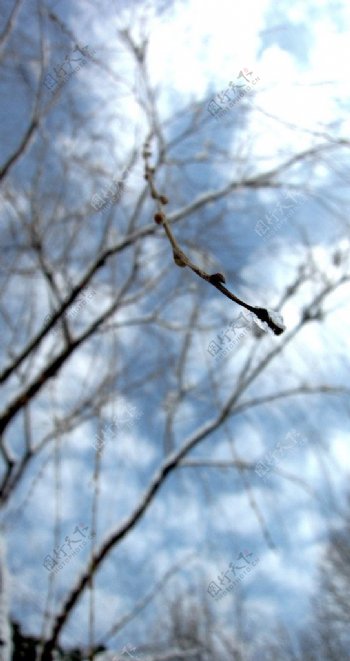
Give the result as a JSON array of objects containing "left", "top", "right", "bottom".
[{"left": 142, "top": 137, "right": 286, "bottom": 336}]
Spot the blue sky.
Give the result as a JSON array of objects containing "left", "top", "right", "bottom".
[{"left": 1, "top": 0, "right": 350, "bottom": 658}]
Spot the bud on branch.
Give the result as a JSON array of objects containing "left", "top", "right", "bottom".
[{"left": 143, "top": 135, "right": 286, "bottom": 337}]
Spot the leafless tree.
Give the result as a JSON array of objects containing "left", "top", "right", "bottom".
[{"left": 0, "top": 1, "right": 349, "bottom": 660}]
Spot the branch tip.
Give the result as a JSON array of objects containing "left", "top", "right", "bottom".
[{"left": 253, "top": 307, "right": 286, "bottom": 336}]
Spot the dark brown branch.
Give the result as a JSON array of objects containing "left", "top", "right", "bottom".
[
  {"left": 0, "top": 0, "right": 23, "bottom": 49},
  {"left": 0, "top": 115, "right": 38, "bottom": 182},
  {"left": 0, "top": 263, "right": 137, "bottom": 438},
  {"left": 142, "top": 137, "right": 286, "bottom": 336}
]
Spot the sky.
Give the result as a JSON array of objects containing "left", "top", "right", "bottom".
[{"left": 1, "top": 0, "right": 350, "bottom": 659}]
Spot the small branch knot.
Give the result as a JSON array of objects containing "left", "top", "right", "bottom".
[
  {"left": 154, "top": 212, "right": 165, "bottom": 225},
  {"left": 208, "top": 272, "right": 226, "bottom": 285},
  {"left": 173, "top": 250, "right": 187, "bottom": 267}
]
